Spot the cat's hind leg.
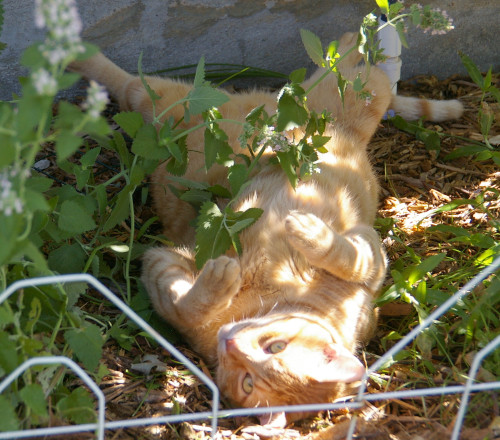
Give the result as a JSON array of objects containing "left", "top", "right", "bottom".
[
  {"left": 285, "top": 211, "right": 387, "bottom": 291},
  {"left": 141, "top": 247, "right": 241, "bottom": 327}
]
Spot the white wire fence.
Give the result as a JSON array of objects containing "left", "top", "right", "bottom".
[{"left": 0, "top": 256, "right": 499, "bottom": 440}]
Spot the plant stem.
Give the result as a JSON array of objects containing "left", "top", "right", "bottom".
[{"left": 124, "top": 155, "right": 139, "bottom": 304}]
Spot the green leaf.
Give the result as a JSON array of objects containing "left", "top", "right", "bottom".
[
  {"left": 245, "top": 104, "right": 266, "bottom": 125},
  {"left": 20, "top": 240, "right": 50, "bottom": 274},
  {"left": 56, "top": 130, "right": 82, "bottom": 162},
  {"left": 311, "top": 135, "right": 330, "bottom": 152},
  {"left": 395, "top": 21, "right": 409, "bottom": 48},
  {"left": 277, "top": 94, "right": 308, "bottom": 132},
  {"left": 435, "top": 198, "right": 476, "bottom": 213},
  {"left": 479, "top": 103, "right": 494, "bottom": 137},
  {"left": 74, "top": 167, "right": 91, "bottom": 190},
  {"left": 113, "top": 111, "right": 144, "bottom": 138},
  {"left": 195, "top": 201, "right": 232, "bottom": 269},
  {"left": 165, "top": 141, "right": 183, "bottom": 163},
  {"left": 228, "top": 163, "right": 249, "bottom": 196},
  {"left": 111, "top": 131, "right": 132, "bottom": 168},
  {"left": 26, "top": 176, "right": 53, "bottom": 193},
  {"left": 165, "top": 136, "right": 188, "bottom": 176},
  {"left": 186, "top": 86, "right": 229, "bottom": 116},
  {"left": 416, "top": 327, "right": 435, "bottom": 359},
  {"left": 0, "top": 331, "right": 18, "bottom": 374},
  {"left": 276, "top": 150, "right": 298, "bottom": 188},
  {"left": 179, "top": 188, "right": 213, "bottom": 205},
  {"left": 48, "top": 243, "right": 86, "bottom": 274},
  {"left": 451, "top": 233, "right": 495, "bottom": 249},
  {"left": 352, "top": 75, "right": 364, "bottom": 92},
  {"left": 289, "top": 68, "right": 307, "bottom": 83},
  {"left": 389, "top": 2, "right": 404, "bottom": 16},
  {"left": 0, "top": 395, "right": 19, "bottom": 431},
  {"left": 80, "top": 147, "right": 101, "bottom": 169},
  {"left": 132, "top": 124, "right": 169, "bottom": 160},
  {"left": 326, "top": 40, "right": 339, "bottom": 66},
  {"left": 488, "top": 85, "right": 500, "bottom": 104},
  {"left": 24, "top": 297, "right": 42, "bottom": 334},
  {"left": 444, "top": 144, "right": 489, "bottom": 160},
  {"left": 428, "top": 224, "right": 470, "bottom": 237},
  {"left": 204, "top": 128, "right": 221, "bottom": 170},
  {"left": 0, "top": 214, "right": 22, "bottom": 266},
  {"left": 137, "top": 52, "right": 161, "bottom": 103},
  {"left": 168, "top": 176, "right": 208, "bottom": 190},
  {"left": 459, "top": 52, "right": 484, "bottom": 90},
  {"left": 207, "top": 184, "right": 232, "bottom": 199},
  {"left": 193, "top": 56, "right": 207, "bottom": 87},
  {"left": 64, "top": 282, "right": 88, "bottom": 309},
  {"left": 20, "top": 384, "right": 48, "bottom": 417},
  {"left": 407, "top": 253, "right": 446, "bottom": 285},
  {"left": 390, "top": 115, "right": 418, "bottom": 134},
  {"left": 0, "top": 304, "right": 15, "bottom": 326},
  {"left": 58, "top": 200, "right": 96, "bottom": 233},
  {"left": 65, "top": 323, "right": 104, "bottom": 371},
  {"left": 376, "top": 0, "right": 389, "bottom": 14},
  {"left": 24, "top": 189, "right": 50, "bottom": 212},
  {"left": 225, "top": 208, "right": 263, "bottom": 254},
  {"left": 337, "top": 74, "right": 348, "bottom": 103},
  {"left": 129, "top": 165, "right": 145, "bottom": 186},
  {"left": 102, "top": 187, "right": 131, "bottom": 232},
  {"left": 300, "top": 29, "right": 325, "bottom": 67},
  {"left": 204, "top": 127, "right": 232, "bottom": 170},
  {"left": 56, "top": 387, "right": 95, "bottom": 424},
  {"left": 484, "top": 67, "right": 492, "bottom": 90},
  {"left": 58, "top": 72, "right": 80, "bottom": 90},
  {"left": 419, "top": 131, "right": 441, "bottom": 152}
]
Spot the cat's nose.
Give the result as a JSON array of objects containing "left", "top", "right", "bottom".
[{"left": 225, "top": 338, "right": 238, "bottom": 353}]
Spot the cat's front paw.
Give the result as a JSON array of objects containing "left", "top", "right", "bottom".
[
  {"left": 285, "top": 211, "right": 334, "bottom": 260},
  {"left": 198, "top": 255, "right": 241, "bottom": 301}
]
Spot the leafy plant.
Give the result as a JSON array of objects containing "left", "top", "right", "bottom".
[{"left": 388, "top": 53, "right": 500, "bottom": 164}]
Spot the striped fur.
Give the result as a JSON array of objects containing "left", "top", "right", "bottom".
[{"left": 70, "top": 31, "right": 463, "bottom": 427}]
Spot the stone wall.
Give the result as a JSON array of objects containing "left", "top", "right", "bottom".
[{"left": 1, "top": 0, "right": 499, "bottom": 100}]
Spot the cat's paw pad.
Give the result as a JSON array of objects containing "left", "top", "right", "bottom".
[
  {"left": 201, "top": 256, "right": 241, "bottom": 296},
  {"left": 285, "top": 211, "right": 333, "bottom": 256}
]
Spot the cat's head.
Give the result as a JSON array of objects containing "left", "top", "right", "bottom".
[{"left": 216, "top": 314, "right": 365, "bottom": 427}]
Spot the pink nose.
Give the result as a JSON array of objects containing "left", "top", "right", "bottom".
[{"left": 225, "top": 338, "right": 238, "bottom": 353}]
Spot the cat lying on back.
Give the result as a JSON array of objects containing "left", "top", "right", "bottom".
[{"left": 70, "top": 32, "right": 463, "bottom": 427}]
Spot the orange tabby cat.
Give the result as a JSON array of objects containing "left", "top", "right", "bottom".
[{"left": 70, "top": 32, "right": 463, "bottom": 427}]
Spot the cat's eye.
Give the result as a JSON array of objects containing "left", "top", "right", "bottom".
[
  {"left": 242, "top": 373, "right": 253, "bottom": 394},
  {"left": 267, "top": 341, "right": 287, "bottom": 354}
]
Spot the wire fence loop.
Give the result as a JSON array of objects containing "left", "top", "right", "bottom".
[{"left": 1, "top": 257, "right": 499, "bottom": 439}]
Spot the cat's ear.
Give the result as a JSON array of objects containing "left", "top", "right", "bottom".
[{"left": 314, "top": 343, "right": 366, "bottom": 383}]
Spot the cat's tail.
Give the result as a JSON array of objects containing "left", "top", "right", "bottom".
[
  {"left": 389, "top": 94, "right": 464, "bottom": 122},
  {"left": 69, "top": 53, "right": 135, "bottom": 109}
]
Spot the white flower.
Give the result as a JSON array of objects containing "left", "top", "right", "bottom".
[
  {"left": 0, "top": 168, "right": 24, "bottom": 217},
  {"left": 31, "top": 68, "right": 58, "bottom": 96},
  {"left": 34, "top": 0, "right": 84, "bottom": 66},
  {"left": 84, "top": 81, "right": 109, "bottom": 120}
]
